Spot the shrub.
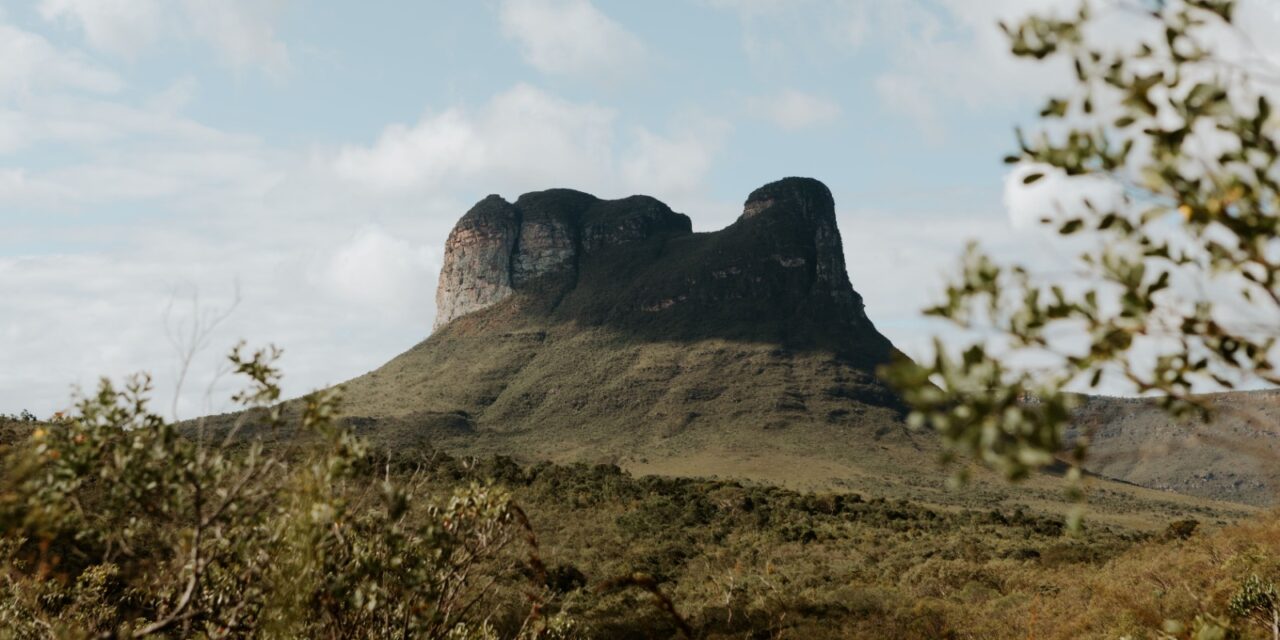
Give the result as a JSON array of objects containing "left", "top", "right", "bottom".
[{"left": 0, "top": 345, "right": 550, "bottom": 639}]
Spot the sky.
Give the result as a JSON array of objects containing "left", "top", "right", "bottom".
[{"left": 3, "top": 0, "right": 1278, "bottom": 419}]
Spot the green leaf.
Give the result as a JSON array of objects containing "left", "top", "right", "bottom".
[
  {"left": 1023, "top": 172, "right": 1045, "bottom": 185},
  {"left": 1040, "top": 99, "right": 1069, "bottom": 118}
]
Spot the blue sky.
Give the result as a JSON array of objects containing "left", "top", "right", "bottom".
[{"left": 5, "top": 0, "right": 1275, "bottom": 417}]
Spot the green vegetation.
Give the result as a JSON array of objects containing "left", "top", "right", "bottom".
[
  {"left": 887, "top": 0, "right": 1280, "bottom": 485},
  {"left": 0, "top": 346, "right": 563, "bottom": 639},
  {"left": 1, "top": 349, "right": 1275, "bottom": 638},
  {"left": 5, "top": 1, "right": 1279, "bottom": 637},
  {"left": 0, "top": 410, "right": 37, "bottom": 423}
]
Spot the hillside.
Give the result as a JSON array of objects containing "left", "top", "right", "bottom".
[
  {"left": 336, "top": 178, "right": 908, "bottom": 476},
  {"left": 299, "top": 177, "right": 1254, "bottom": 526},
  {"left": 1072, "top": 390, "right": 1280, "bottom": 505}
]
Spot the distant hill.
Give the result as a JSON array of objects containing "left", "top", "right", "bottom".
[{"left": 1071, "top": 390, "right": 1280, "bottom": 505}]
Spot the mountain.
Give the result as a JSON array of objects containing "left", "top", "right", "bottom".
[
  {"left": 308, "top": 177, "right": 1255, "bottom": 523},
  {"left": 430, "top": 177, "right": 893, "bottom": 364},
  {"left": 334, "top": 178, "right": 924, "bottom": 491}
]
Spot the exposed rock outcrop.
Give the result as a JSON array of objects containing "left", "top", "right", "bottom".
[
  {"left": 433, "top": 196, "right": 521, "bottom": 330},
  {"left": 730, "top": 177, "right": 874, "bottom": 331},
  {"left": 433, "top": 177, "right": 892, "bottom": 368},
  {"left": 434, "top": 190, "right": 692, "bottom": 329}
]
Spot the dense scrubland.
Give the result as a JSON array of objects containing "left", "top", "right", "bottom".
[{"left": 1, "top": 375, "right": 1277, "bottom": 640}]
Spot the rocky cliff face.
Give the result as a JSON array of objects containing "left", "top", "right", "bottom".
[
  {"left": 434, "top": 190, "right": 692, "bottom": 329},
  {"left": 733, "top": 177, "right": 873, "bottom": 330},
  {"left": 433, "top": 177, "right": 892, "bottom": 367}
]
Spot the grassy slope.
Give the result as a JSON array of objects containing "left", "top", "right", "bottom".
[{"left": 328, "top": 306, "right": 1252, "bottom": 532}]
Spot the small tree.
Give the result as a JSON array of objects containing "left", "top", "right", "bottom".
[
  {"left": 886, "top": 0, "right": 1280, "bottom": 482},
  {"left": 1230, "top": 574, "right": 1280, "bottom": 640},
  {"left": 0, "top": 344, "right": 557, "bottom": 638}
]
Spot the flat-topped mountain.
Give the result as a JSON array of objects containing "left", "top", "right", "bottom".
[
  {"left": 197, "top": 176, "right": 1264, "bottom": 520},
  {"left": 319, "top": 178, "right": 1261, "bottom": 514},
  {"left": 331, "top": 177, "right": 924, "bottom": 493},
  {"left": 430, "top": 177, "right": 894, "bottom": 366}
]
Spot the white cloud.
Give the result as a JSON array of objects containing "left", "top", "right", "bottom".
[
  {"left": 334, "top": 84, "right": 725, "bottom": 201},
  {"left": 865, "top": 0, "right": 1076, "bottom": 137},
  {"left": 318, "top": 226, "right": 438, "bottom": 319},
  {"left": 332, "top": 110, "right": 485, "bottom": 192},
  {"left": 182, "top": 0, "right": 290, "bottom": 73},
  {"left": 38, "top": 0, "right": 164, "bottom": 57},
  {"left": 622, "top": 120, "right": 728, "bottom": 196},
  {"left": 873, "top": 75, "right": 941, "bottom": 141},
  {"left": 836, "top": 195, "right": 1064, "bottom": 357},
  {"left": 704, "top": 0, "right": 790, "bottom": 13},
  {"left": 706, "top": 0, "right": 877, "bottom": 66},
  {"left": 711, "top": 0, "right": 1083, "bottom": 135},
  {"left": 0, "top": 22, "right": 121, "bottom": 96},
  {"left": 863, "top": 0, "right": 1280, "bottom": 137},
  {"left": 0, "top": 93, "right": 272, "bottom": 205},
  {"left": 749, "top": 89, "right": 842, "bottom": 130},
  {"left": 1003, "top": 164, "right": 1124, "bottom": 231},
  {"left": 147, "top": 76, "right": 200, "bottom": 113},
  {"left": 334, "top": 84, "right": 616, "bottom": 193},
  {"left": 0, "top": 92, "right": 243, "bottom": 158},
  {"left": 499, "top": 0, "right": 646, "bottom": 77},
  {"left": 36, "top": 0, "right": 290, "bottom": 72}
]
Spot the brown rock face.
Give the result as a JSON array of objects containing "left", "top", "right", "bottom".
[
  {"left": 433, "top": 189, "right": 692, "bottom": 329},
  {"left": 737, "top": 177, "right": 874, "bottom": 329},
  {"left": 433, "top": 196, "right": 520, "bottom": 330},
  {"left": 433, "top": 177, "right": 891, "bottom": 369}
]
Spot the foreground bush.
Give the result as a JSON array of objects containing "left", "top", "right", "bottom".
[
  {"left": 0, "top": 345, "right": 564, "bottom": 639},
  {"left": 2, "top": 346, "right": 1279, "bottom": 638}
]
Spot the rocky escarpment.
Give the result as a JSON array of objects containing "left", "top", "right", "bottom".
[
  {"left": 434, "top": 177, "right": 892, "bottom": 366},
  {"left": 434, "top": 191, "right": 691, "bottom": 329},
  {"left": 330, "top": 177, "right": 913, "bottom": 491},
  {"left": 726, "top": 176, "right": 877, "bottom": 335}
]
